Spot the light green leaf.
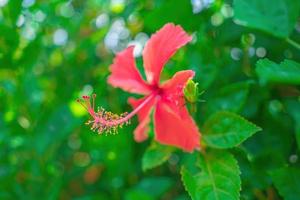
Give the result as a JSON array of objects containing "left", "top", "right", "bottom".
[
  {"left": 181, "top": 150, "right": 241, "bottom": 200},
  {"left": 181, "top": 166, "right": 197, "bottom": 198},
  {"left": 233, "top": 0, "right": 300, "bottom": 38},
  {"left": 207, "top": 82, "right": 250, "bottom": 115},
  {"left": 256, "top": 59, "right": 300, "bottom": 85},
  {"left": 203, "top": 111, "right": 261, "bottom": 149},
  {"left": 270, "top": 167, "right": 300, "bottom": 200},
  {"left": 142, "top": 143, "right": 174, "bottom": 171}
]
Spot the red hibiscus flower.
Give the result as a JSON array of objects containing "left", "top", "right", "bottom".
[{"left": 78, "top": 23, "right": 201, "bottom": 152}]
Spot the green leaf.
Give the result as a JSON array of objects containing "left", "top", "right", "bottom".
[
  {"left": 270, "top": 167, "right": 300, "bottom": 200},
  {"left": 144, "top": 0, "right": 203, "bottom": 32},
  {"left": 181, "top": 150, "right": 241, "bottom": 200},
  {"left": 233, "top": 0, "right": 300, "bottom": 38},
  {"left": 284, "top": 99, "right": 300, "bottom": 149},
  {"left": 125, "top": 191, "right": 154, "bottom": 200},
  {"left": 2, "top": 1, "right": 22, "bottom": 26},
  {"left": 142, "top": 143, "right": 174, "bottom": 171},
  {"left": 256, "top": 59, "right": 300, "bottom": 85},
  {"left": 203, "top": 111, "right": 261, "bottom": 149},
  {"left": 35, "top": 106, "right": 81, "bottom": 155},
  {"left": 125, "top": 177, "right": 173, "bottom": 200},
  {"left": 207, "top": 82, "right": 250, "bottom": 115}
]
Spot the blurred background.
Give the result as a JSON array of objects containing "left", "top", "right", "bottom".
[{"left": 0, "top": 0, "right": 300, "bottom": 199}]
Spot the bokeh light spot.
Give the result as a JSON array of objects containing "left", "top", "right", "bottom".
[
  {"left": 0, "top": 0, "right": 8, "bottom": 7},
  {"left": 4, "top": 110, "right": 14, "bottom": 122},
  {"left": 230, "top": 48, "right": 243, "bottom": 61},
  {"left": 289, "top": 154, "right": 298, "bottom": 164},
  {"left": 22, "top": 0, "right": 35, "bottom": 8},
  {"left": 16, "top": 15, "right": 25, "bottom": 27},
  {"left": 256, "top": 47, "right": 267, "bottom": 58},
  {"left": 95, "top": 13, "right": 109, "bottom": 28},
  {"left": 49, "top": 50, "right": 63, "bottom": 67},
  {"left": 53, "top": 28, "right": 68, "bottom": 46},
  {"left": 59, "top": 2, "right": 74, "bottom": 18},
  {"left": 84, "top": 165, "right": 103, "bottom": 184},
  {"left": 191, "top": 0, "right": 214, "bottom": 14},
  {"left": 21, "top": 25, "right": 36, "bottom": 41},
  {"left": 74, "top": 152, "right": 91, "bottom": 167},
  {"left": 18, "top": 116, "right": 30, "bottom": 129},
  {"left": 68, "top": 135, "right": 82, "bottom": 150},
  {"left": 79, "top": 84, "right": 93, "bottom": 97},
  {"left": 268, "top": 100, "right": 283, "bottom": 115},
  {"left": 69, "top": 100, "right": 86, "bottom": 117},
  {"left": 221, "top": 4, "right": 233, "bottom": 18},
  {"left": 110, "top": 0, "right": 125, "bottom": 14},
  {"left": 211, "top": 13, "right": 224, "bottom": 26},
  {"left": 10, "top": 136, "right": 24, "bottom": 148},
  {"left": 107, "top": 151, "right": 116, "bottom": 160},
  {"left": 34, "top": 10, "right": 46, "bottom": 22}
]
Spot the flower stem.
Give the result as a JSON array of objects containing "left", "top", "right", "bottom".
[{"left": 286, "top": 38, "right": 300, "bottom": 50}]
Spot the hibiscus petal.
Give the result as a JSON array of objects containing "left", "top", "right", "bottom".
[
  {"left": 107, "top": 46, "right": 151, "bottom": 95},
  {"left": 161, "top": 70, "right": 195, "bottom": 116},
  {"left": 143, "top": 23, "right": 192, "bottom": 85},
  {"left": 133, "top": 117, "right": 151, "bottom": 142},
  {"left": 154, "top": 100, "right": 200, "bottom": 152},
  {"left": 128, "top": 96, "right": 156, "bottom": 142}
]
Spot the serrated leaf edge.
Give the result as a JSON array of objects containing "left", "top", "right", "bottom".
[
  {"left": 203, "top": 111, "right": 262, "bottom": 149},
  {"left": 181, "top": 151, "right": 242, "bottom": 200},
  {"left": 142, "top": 145, "right": 173, "bottom": 171}
]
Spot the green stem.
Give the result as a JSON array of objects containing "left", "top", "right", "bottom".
[{"left": 286, "top": 38, "right": 300, "bottom": 50}]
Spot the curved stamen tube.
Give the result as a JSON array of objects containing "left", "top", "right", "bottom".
[{"left": 77, "top": 93, "right": 155, "bottom": 135}]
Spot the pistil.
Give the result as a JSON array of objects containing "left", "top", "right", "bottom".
[{"left": 77, "top": 93, "right": 156, "bottom": 134}]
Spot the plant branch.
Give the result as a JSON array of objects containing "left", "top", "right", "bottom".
[{"left": 286, "top": 38, "right": 300, "bottom": 50}]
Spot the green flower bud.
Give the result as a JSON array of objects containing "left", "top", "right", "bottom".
[{"left": 183, "top": 79, "right": 199, "bottom": 103}]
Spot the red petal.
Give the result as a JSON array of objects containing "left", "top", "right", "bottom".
[
  {"left": 128, "top": 96, "right": 156, "bottom": 142},
  {"left": 143, "top": 23, "right": 192, "bottom": 85},
  {"left": 161, "top": 70, "right": 195, "bottom": 116},
  {"left": 132, "top": 117, "right": 151, "bottom": 142},
  {"left": 107, "top": 46, "right": 151, "bottom": 95},
  {"left": 154, "top": 100, "right": 200, "bottom": 152}
]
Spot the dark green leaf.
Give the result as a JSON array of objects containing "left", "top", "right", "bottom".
[
  {"left": 125, "top": 191, "right": 154, "bottom": 200},
  {"left": 203, "top": 111, "right": 261, "bottom": 149},
  {"left": 35, "top": 106, "right": 81, "bottom": 155},
  {"left": 125, "top": 177, "right": 173, "bottom": 200},
  {"left": 284, "top": 99, "right": 300, "bottom": 149},
  {"left": 233, "top": 0, "right": 300, "bottom": 38},
  {"left": 143, "top": 0, "right": 203, "bottom": 32},
  {"left": 270, "top": 167, "right": 300, "bottom": 200},
  {"left": 142, "top": 142, "right": 174, "bottom": 171},
  {"left": 256, "top": 59, "right": 300, "bottom": 85},
  {"left": 207, "top": 82, "right": 250, "bottom": 115},
  {"left": 181, "top": 150, "right": 241, "bottom": 200}
]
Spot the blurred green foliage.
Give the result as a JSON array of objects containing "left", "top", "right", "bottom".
[{"left": 1, "top": 0, "right": 300, "bottom": 199}]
